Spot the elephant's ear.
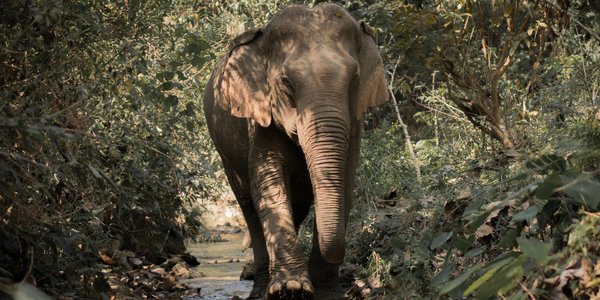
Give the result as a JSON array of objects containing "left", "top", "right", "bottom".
[
  {"left": 355, "top": 21, "right": 389, "bottom": 120},
  {"left": 215, "top": 28, "right": 271, "bottom": 127}
]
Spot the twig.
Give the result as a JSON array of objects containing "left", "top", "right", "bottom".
[
  {"left": 387, "top": 56, "right": 421, "bottom": 182},
  {"left": 519, "top": 282, "right": 537, "bottom": 300}
]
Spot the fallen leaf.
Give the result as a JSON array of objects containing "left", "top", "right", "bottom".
[
  {"left": 475, "top": 224, "right": 494, "bottom": 238},
  {"left": 98, "top": 252, "right": 116, "bottom": 265}
]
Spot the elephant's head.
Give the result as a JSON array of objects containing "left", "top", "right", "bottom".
[{"left": 213, "top": 3, "right": 388, "bottom": 263}]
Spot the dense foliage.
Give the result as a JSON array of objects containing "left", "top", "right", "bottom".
[
  {"left": 1, "top": 0, "right": 598, "bottom": 298},
  {"left": 347, "top": 0, "right": 600, "bottom": 299},
  {"left": 0, "top": 0, "right": 215, "bottom": 296}
]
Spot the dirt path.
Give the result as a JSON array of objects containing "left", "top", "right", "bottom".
[{"left": 183, "top": 233, "right": 254, "bottom": 299}]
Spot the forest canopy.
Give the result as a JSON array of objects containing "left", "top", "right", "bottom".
[{"left": 0, "top": 0, "right": 598, "bottom": 298}]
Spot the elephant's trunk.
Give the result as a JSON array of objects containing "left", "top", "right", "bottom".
[{"left": 297, "top": 96, "right": 350, "bottom": 264}]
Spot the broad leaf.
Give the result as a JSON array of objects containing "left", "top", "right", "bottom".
[
  {"left": 560, "top": 174, "right": 600, "bottom": 209},
  {"left": 464, "top": 256, "right": 514, "bottom": 296},
  {"left": 453, "top": 236, "right": 474, "bottom": 252},
  {"left": 525, "top": 154, "right": 566, "bottom": 174},
  {"left": 467, "top": 211, "right": 492, "bottom": 234},
  {"left": 439, "top": 264, "right": 481, "bottom": 295},
  {"left": 465, "top": 247, "right": 485, "bottom": 259},
  {"left": 497, "top": 228, "right": 519, "bottom": 249},
  {"left": 517, "top": 237, "right": 551, "bottom": 263},
  {"left": 512, "top": 205, "right": 540, "bottom": 221},
  {"left": 430, "top": 232, "right": 453, "bottom": 250},
  {"left": 475, "top": 256, "right": 526, "bottom": 299},
  {"left": 431, "top": 264, "right": 454, "bottom": 287},
  {"left": 535, "top": 173, "right": 562, "bottom": 199}
]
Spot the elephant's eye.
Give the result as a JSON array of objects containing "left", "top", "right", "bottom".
[
  {"left": 281, "top": 76, "right": 293, "bottom": 91},
  {"left": 353, "top": 67, "right": 360, "bottom": 79}
]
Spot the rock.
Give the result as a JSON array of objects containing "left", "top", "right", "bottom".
[
  {"left": 98, "top": 237, "right": 122, "bottom": 257},
  {"left": 129, "top": 257, "right": 143, "bottom": 267},
  {"left": 113, "top": 250, "right": 134, "bottom": 270},
  {"left": 456, "top": 188, "right": 472, "bottom": 200},
  {"left": 171, "top": 262, "right": 191, "bottom": 278},
  {"left": 240, "top": 261, "right": 255, "bottom": 281},
  {"left": 163, "top": 256, "right": 184, "bottom": 271},
  {"left": 150, "top": 267, "right": 167, "bottom": 276},
  {"left": 179, "top": 254, "right": 200, "bottom": 267}
]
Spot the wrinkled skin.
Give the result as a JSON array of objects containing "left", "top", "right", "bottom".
[{"left": 203, "top": 3, "right": 388, "bottom": 299}]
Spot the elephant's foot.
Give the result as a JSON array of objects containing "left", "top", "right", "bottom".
[
  {"left": 247, "top": 274, "right": 269, "bottom": 299},
  {"left": 247, "top": 284, "right": 267, "bottom": 299},
  {"left": 266, "top": 272, "right": 314, "bottom": 300}
]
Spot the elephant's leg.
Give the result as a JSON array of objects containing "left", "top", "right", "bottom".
[
  {"left": 250, "top": 148, "right": 313, "bottom": 299},
  {"left": 309, "top": 223, "right": 345, "bottom": 299},
  {"left": 221, "top": 165, "right": 270, "bottom": 299},
  {"left": 238, "top": 196, "right": 270, "bottom": 299},
  {"left": 290, "top": 173, "right": 313, "bottom": 233}
]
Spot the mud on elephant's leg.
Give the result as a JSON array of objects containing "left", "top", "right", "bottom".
[{"left": 309, "top": 223, "right": 346, "bottom": 300}]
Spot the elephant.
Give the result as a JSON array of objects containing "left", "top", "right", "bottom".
[{"left": 203, "top": 3, "right": 388, "bottom": 299}]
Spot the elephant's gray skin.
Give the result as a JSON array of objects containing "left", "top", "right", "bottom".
[{"left": 203, "top": 3, "right": 388, "bottom": 299}]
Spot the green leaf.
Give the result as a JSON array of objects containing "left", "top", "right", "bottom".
[
  {"left": 507, "top": 292, "right": 528, "bottom": 300},
  {"left": 391, "top": 239, "right": 407, "bottom": 251},
  {"left": 512, "top": 205, "right": 540, "bottom": 221},
  {"left": 467, "top": 211, "right": 491, "bottom": 234},
  {"left": 475, "top": 257, "right": 526, "bottom": 299},
  {"left": 439, "top": 264, "right": 481, "bottom": 295},
  {"left": 497, "top": 228, "right": 519, "bottom": 249},
  {"left": 431, "top": 264, "right": 454, "bottom": 287},
  {"left": 169, "top": 60, "right": 183, "bottom": 68},
  {"left": 430, "top": 232, "right": 453, "bottom": 250},
  {"left": 525, "top": 154, "right": 566, "bottom": 174},
  {"left": 465, "top": 247, "right": 485, "bottom": 259},
  {"left": 157, "top": 71, "right": 175, "bottom": 81},
  {"left": 186, "top": 38, "right": 210, "bottom": 54},
  {"left": 164, "top": 95, "right": 179, "bottom": 110},
  {"left": 185, "top": 121, "right": 195, "bottom": 133},
  {"left": 508, "top": 172, "right": 528, "bottom": 181},
  {"left": 181, "top": 103, "right": 196, "bottom": 117},
  {"left": 190, "top": 56, "right": 206, "bottom": 67},
  {"left": 516, "top": 237, "right": 551, "bottom": 263},
  {"left": 453, "top": 236, "right": 474, "bottom": 252},
  {"left": 176, "top": 71, "right": 187, "bottom": 80},
  {"left": 464, "top": 256, "right": 514, "bottom": 296},
  {"left": 535, "top": 173, "right": 561, "bottom": 199},
  {"left": 476, "top": 270, "right": 521, "bottom": 299},
  {"left": 560, "top": 175, "right": 600, "bottom": 209},
  {"left": 160, "top": 81, "right": 175, "bottom": 91}
]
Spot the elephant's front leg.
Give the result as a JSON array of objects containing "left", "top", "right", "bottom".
[{"left": 250, "top": 140, "right": 313, "bottom": 299}]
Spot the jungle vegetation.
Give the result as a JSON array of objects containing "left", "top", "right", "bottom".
[{"left": 1, "top": 0, "right": 598, "bottom": 298}]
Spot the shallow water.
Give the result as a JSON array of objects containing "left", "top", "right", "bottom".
[{"left": 183, "top": 233, "right": 254, "bottom": 299}]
